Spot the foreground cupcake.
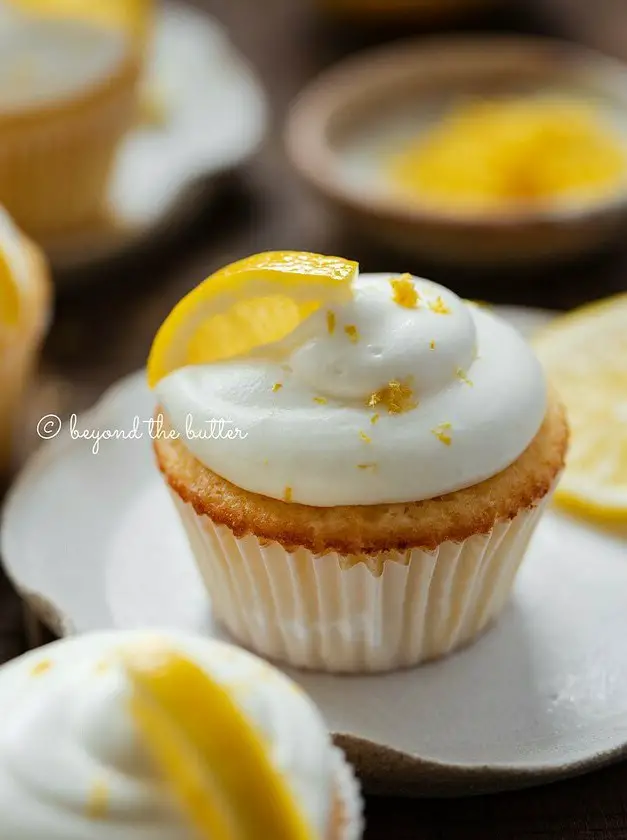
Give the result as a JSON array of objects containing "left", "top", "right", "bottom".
[
  {"left": 0, "top": 1, "right": 143, "bottom": 238},
  {"left": 149, "top": 252, "right": 568, "bottom": 673},
  {"left": 0, "top": 630, "right": 361, "bottom": 839},
  {"left": 0, "top": 206, "right": 50, "bottom": 474}
]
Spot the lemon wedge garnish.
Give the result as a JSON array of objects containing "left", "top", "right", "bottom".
[
  {"left": 6, "top": 0, "right": 153, "bottom": 45},
  {"left": 125, "top": 643, "right": 317, "bottom": 840},
  {"left": 534, "top": 293, "right": 627, "bottom": 522},
  {"left": 147, "top": 251, "right": 357, "bottom": 388},
  {"left": 0, "top": 247, "right": 20, "bottom": 329}
]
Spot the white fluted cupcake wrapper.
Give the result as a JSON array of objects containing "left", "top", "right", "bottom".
[
  {"left": 171, "top": 487, "right": 555, "bottom": 673},
  {"left": 332, "top": 746, "right": 363, "bottom": 840}
]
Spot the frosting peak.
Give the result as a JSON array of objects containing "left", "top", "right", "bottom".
[{"left": 157, "top": 273, "right": 547, "bottom": 506}]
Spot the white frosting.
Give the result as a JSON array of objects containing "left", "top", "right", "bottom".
[
  {"left": 0, "top": 631, "right": 335, "bottom": 839},
  {"left": 157, "top": 273, "right": 547, "bottom": 507},
  {"left": 156, "top": 274, "right": 546, "bottom": 506},
  {"left": 0, "top": 5, "right": 127, "bottom": 113}
]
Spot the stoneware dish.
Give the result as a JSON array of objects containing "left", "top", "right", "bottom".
[
  {"left": 3, "top": 307, "right": 627, "bottom": 797},
  {"left": 286, "top": 36, "right": 627, "bottom": 267}
]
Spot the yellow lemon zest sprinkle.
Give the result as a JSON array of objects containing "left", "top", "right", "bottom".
[
  {"left": 430, "top": 340, "right": 436, "bottom": 350},
  {"left": 429, "top": 296, "right": 451, "bottom": 315},
  {"left": 370, "top": 413, "right": 380, "bottom": 425},
  {"left": 272, "top": 382, "right": 283, "bottom": 392},
  {"left": 358, "top": 463, "right": 376, "bottom": 470},
  {"left": 86, "top": 780, "right": 109, "bottom": 820},
  {"left": 30, "top": 659, "right": 52, "bottom": 677},
  {"left": 456, "top": 368, "right": 473, "bottom": 386},
  {"left": 367, "top": 380, "right": 417, "bottom": 414},
  {"left": 432, "top": 422, "right": 452, "bottom": 446},
  {"left": 359, "top": 431, "right": 372, "bottom": 444},
  {"left": 284, "top": 486, "right": 293, "bottom": 502},
  {"left": 390, "top": 274, "right": 420, "bottom": 309},
  {"left": 313, "top": 396, "right": 327, "bottom": 405},
  {"left": 327, "top": 310, "right": 336, "bottom": 335},
  {"left": 344, "top": 324, "right": 360, "bottom": 343}
]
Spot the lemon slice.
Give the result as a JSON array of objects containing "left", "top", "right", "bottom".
[
  {"left": 124, "top": 642, "right": 317, "bottom": 840},
  {"left": 534, "top": 293, "right": 627, "bottom": 521},
  {"left": 147, "top": 251, "right": 357, "bottom": 388},
  {"left": 0, "top": 247, "right": 20, "bottom": 329},
  {"left": 7, "top": 0, "right": 153, "bottom": 44}
]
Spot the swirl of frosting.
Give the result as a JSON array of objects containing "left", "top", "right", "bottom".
[
  {"left": 157, "top": 273, "right": 547, "bottom": 507},
  {"left": 0, "top": 631, "right": 335, "bottom": 839}
]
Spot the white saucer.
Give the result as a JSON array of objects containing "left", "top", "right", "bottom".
[
  {"left": 45, "top": 2, "right": 267, "bottom": 274},
  {"left": 3, "top": 307, "right": 627, "bottom": 796}
]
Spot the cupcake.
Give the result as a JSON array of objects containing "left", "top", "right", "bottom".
[
  {"left": 0, "top": 630, "right": 362, "bottom": 839},
  {"left": 149, "top": 252, "right": 568, "bottom": 673},
  {"left": 0, "top": 206, "right": 50, "bottom": 474},
  {"left": 0, "top": 2, "right": 142, "bottom": 238}
]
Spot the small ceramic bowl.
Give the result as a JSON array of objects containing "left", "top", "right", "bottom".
[{"left": 286, "top": 36, "right": 627, "bottom": 267}]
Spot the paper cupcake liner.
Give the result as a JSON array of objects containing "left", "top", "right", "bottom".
[
  {"left": 171, "top": 487, "right": 555, "bottom": 673},
  {"left": 0, "top": 59, "right": 139, "bottom": 238},
  {"left": 332, "top": 746, "right": 363, "bottom": 840}
]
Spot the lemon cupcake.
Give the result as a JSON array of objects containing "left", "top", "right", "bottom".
[
  {"left": 0, "top": 206, "right": 50, "bottom": 474},
  {"left": 0, "top": 1, "right": 142, "bottom": 238},
  {"left": 149, "top": 252, "right": 568, "bottom": 673},
  {"left": 0, "top": 630, "right": 362, "bottom": 839}
]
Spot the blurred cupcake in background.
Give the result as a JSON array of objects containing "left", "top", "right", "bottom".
[
  {"left": 0, "top": 206, "right": 51, "bottom": 474},
  {"left": 0, "top": 0, "right": 150, "bottom": 240},
  {"left": 0, "top": 629, "right": 363, "bottom": 839}
]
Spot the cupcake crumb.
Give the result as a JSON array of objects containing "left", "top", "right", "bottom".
[
  {"left": 390, "top": 274, "right": 420, "bottom": 309},
  {"left": 430, "top": 339, "right": 436, "bottom": 350},
  {"left": 284, "top": 486, "right": 293, "bottom": 502}
]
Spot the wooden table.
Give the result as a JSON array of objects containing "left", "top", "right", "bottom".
[{"left": 2, "top": 0, "right": 627, "bottom": 837}]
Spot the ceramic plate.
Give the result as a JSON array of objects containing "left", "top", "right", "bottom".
[
  {"left": 3, "top": 307, "right": 627, "bottom": 797},
  {"left": 46, "top": 2, "right": 267, "bottom": 274}
]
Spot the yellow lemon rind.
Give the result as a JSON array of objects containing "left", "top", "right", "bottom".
[{"left": 125, "top": 644, "right": 317, "bottom": 840}]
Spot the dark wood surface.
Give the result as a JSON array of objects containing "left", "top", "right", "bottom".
[{"left": 2, "top": 0, "right": 627, "bottom": 837}]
